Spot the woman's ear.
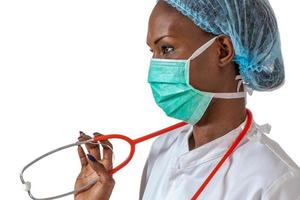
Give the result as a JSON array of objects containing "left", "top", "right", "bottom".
[{"left": 216, "top": 35, "right": 235, "bottom": 67}]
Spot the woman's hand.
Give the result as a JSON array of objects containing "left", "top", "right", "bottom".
[{"left": 74, "top": 132, "right": 115, "bottom": 200}]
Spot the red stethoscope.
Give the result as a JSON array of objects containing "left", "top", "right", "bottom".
[
  {"left": 94, "top": 108, "right": 253, "bottom": 199},
  {"left": 20, "top": 108, "right": 252, "bottom": 200}
]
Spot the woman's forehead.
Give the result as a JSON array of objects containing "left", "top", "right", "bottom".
[
  {"left": 147, "top": 1, "right": 203, "bottom": 44},
  {"left": 148, "top": 2, "right": 183, "bottom": 33}
]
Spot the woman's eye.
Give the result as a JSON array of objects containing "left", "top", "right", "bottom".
[
  {"left": 149, "top": 49, "right": 153, "bottom": 53},
  {"left": 161, "top": 45, "right": 174, "bottom": 55}
]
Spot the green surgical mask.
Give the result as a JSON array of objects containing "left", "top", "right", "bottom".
[{"left": 147, "top": 36, "right": 247, "bottom": 125}]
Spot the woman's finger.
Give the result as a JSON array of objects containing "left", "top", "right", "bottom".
[
  {"left": 93, "top": 132, "right": 113, "bottom": 170},
  {"left": 78, "top": 131, "right": 101, "bottom": 160},
  {"left": 87, "top": 154, "right": 115, "bottom": 185},
  {"left": 77, "top": 145, "right": 88, "bottom": 167}
]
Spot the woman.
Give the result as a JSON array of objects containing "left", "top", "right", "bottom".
[{"left": 74, "top": 0, "right": 300, "bottom": 199}]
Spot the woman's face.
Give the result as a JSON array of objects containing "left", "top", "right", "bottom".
[{"left": 147, "top": 1, "right": 238, "bottom": 93}]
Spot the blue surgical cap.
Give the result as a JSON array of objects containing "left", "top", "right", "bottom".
[{"left": 160, "top": 0, "right": 285, "bottom": 91}]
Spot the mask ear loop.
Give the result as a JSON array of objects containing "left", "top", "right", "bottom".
[
  {"left": 236, "top": 75, "right": 243, "bottom": 92},
  {"left": 188, "top": 36, "right": 219, "bottom": 61},
  {"left": 235, "top": 75, "right": 253, "bottom": 105}
]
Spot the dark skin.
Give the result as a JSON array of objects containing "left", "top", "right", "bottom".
[
  {"left": 74, "top": 1, "right": 247, "bottom": 199},
  {"left": 74, "top": 132, "right": 115, "bottom": 200},
  {"left": 146, "top": 1, "right": 246, "bottom": 150}
]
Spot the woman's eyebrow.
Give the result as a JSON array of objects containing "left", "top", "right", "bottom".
[
  {"left": 147, "top": 35, "right": 173, "bottom": 46},
  {"left": 147, "top": 34, "right": 177, "bottom": 47},
  {"left": 154, "top": 35, "right": 172, "bottom": 44}
]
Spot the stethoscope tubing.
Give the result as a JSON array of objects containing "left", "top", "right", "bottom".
[
  {"left": 20, "top": 109, "right": 252, "bottom": 200},
  {"left": 20, "top": 122, "right": 189, "bottom": 200}
]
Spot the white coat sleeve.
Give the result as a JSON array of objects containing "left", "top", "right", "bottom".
[
  {"left": 139, "top": 158, "right": 149, "bottom": 200},
  {"left": 262, "top": 170, "right": 300, "bottom": 200},
  {"left": 138, "top": 135, "right": 165, "bottom": 200}
]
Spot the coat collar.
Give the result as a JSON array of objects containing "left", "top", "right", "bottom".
[{"left": 173, "top": 115, "right": 270, "bottom": 170}]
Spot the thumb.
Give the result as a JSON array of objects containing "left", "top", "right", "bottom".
[{"left": 87, "top": 154, "right": 114, "bottom": 184}]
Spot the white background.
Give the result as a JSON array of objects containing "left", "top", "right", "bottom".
[{"left": 0, "top": 0, "right": 299, "bottom": 199}]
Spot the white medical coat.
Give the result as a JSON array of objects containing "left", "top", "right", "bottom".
[{"left": 139, "top": 117, "right": 300, "bottom": 200}]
